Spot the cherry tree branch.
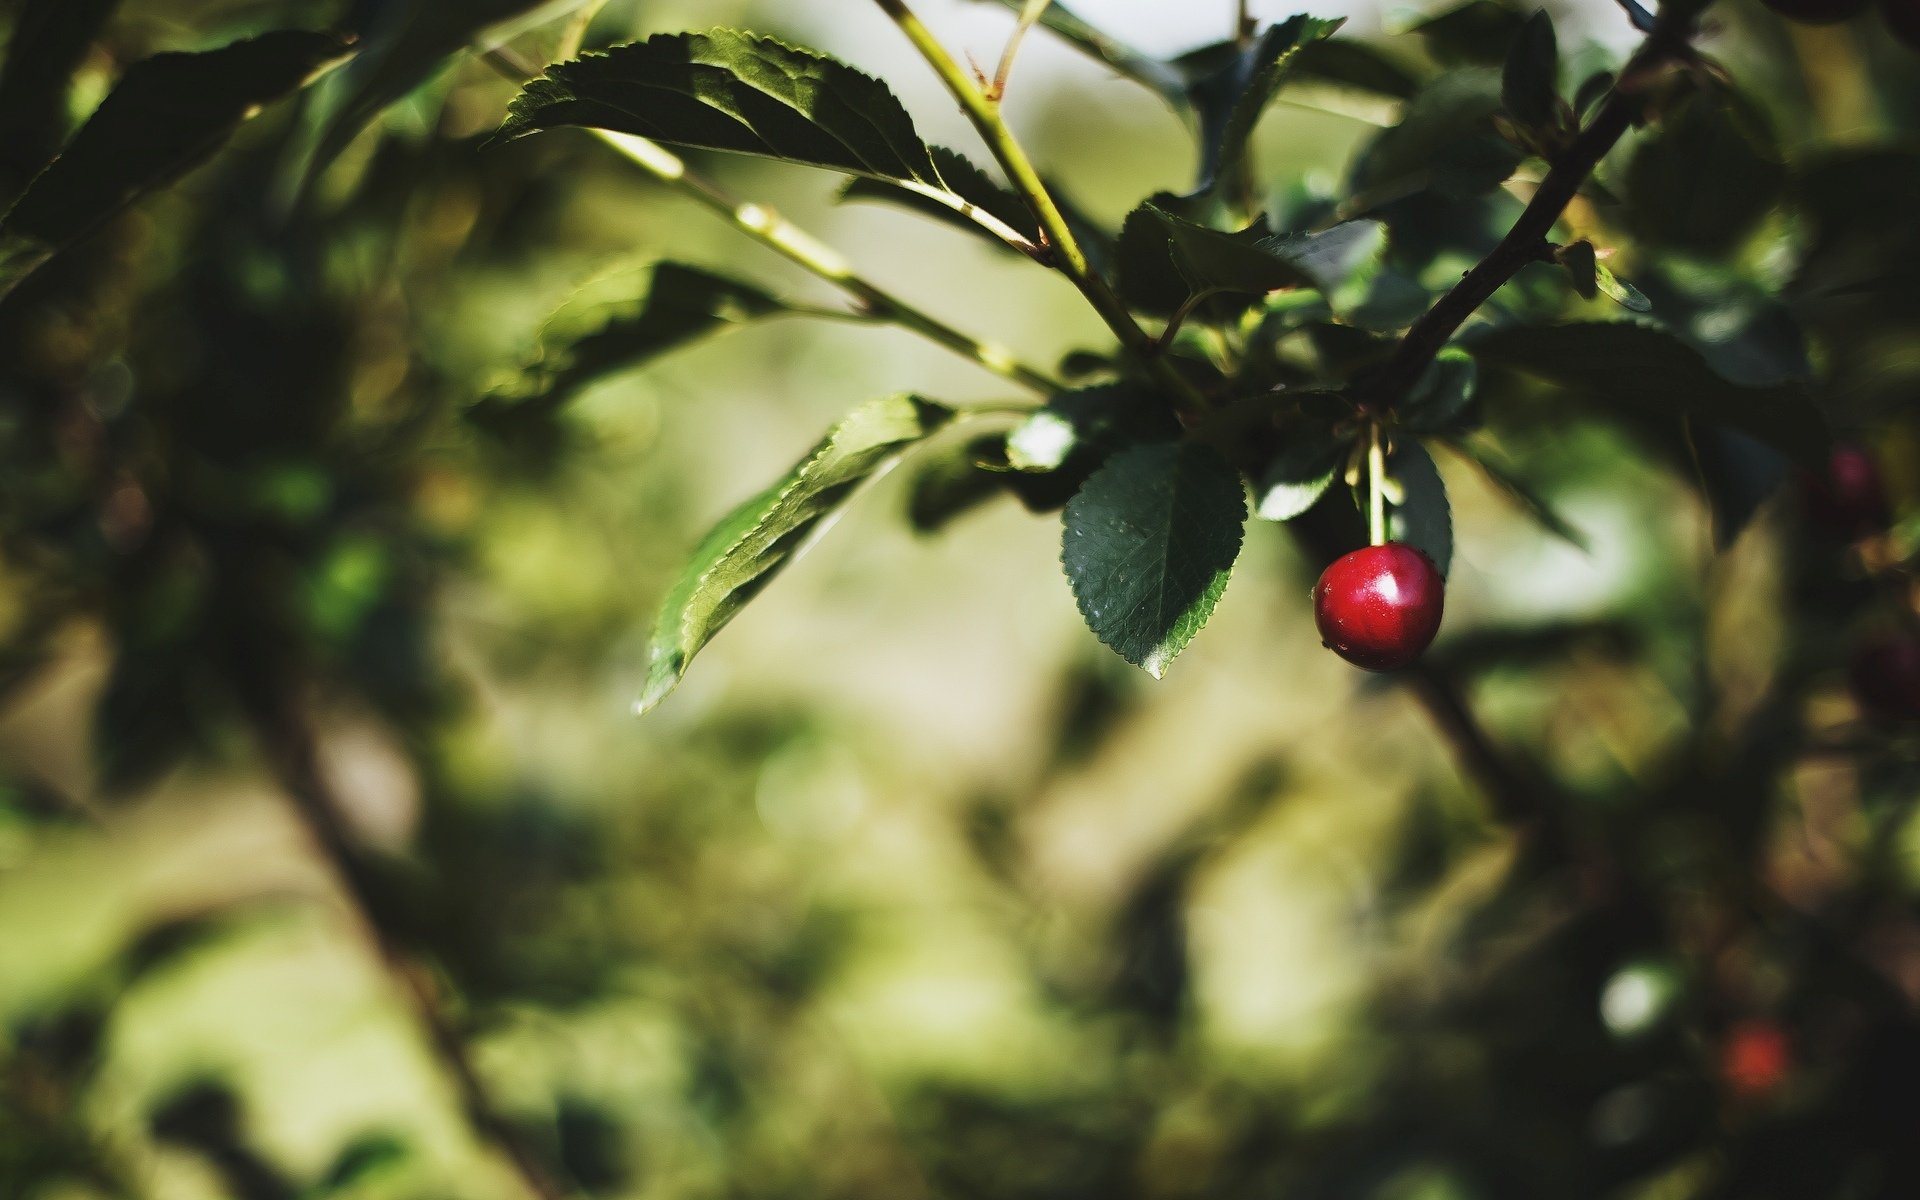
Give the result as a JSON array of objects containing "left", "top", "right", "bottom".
[{"left": 1359, "top": 13, "right": 1697, "bottom": 410}]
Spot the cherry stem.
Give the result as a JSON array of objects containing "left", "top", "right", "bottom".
[{"left": 1368, "top": 421, "right": 1388, "bottom": 547}]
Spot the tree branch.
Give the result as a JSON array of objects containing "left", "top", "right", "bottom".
[{"left": 1359, "top": 16, "right": 1694, "bottom": 410}]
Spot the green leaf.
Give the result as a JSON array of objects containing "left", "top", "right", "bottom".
[
  {"left": 1350, "top": 67, "right": 1521, "bottom": 203},
  {"left": 1405, "top": 0, "right": 1531, "bottom": 67},
  {"left": 1557, "top": 239, "right": 1600, "bottom": 299},
  {"left": 0, "top": 30, "right": 350, "bottom": 300},
  {"left": 1500, "top": 10, "right": 1560, "bottom": 134},
  {"left": 837, "top": 145, "right": 1040, "bottom": 255},
  {"left": 1593, "top": 262, "right": 1651, "bottom": 313},
  {"left": 0, "top": 0, "right": 122, "bottom": 198},
  {"left": 298, "top": 0, "right": 588, "bottom": 190},
  {"left": 496, "top": 30, "right": 956, "bottom": 195},
  {"left": 637, "top": 395, "right": 954, "bottom": 714},
  {"left": 1386, "top": 439, "right": 1452, "bottom": 577},
  {"left": 905, "top": 435, "right": 1011, "bottom": 534},
  {"left": 491, "top": 262, "right": 792, "bottom": 415},
  {"left": 1005, "top": 384, "right": 1180, "bottom": 487},
  {"left": 1254, "top": 423, "right": 1349, "bottom": 521},
  {"left": 1399, "top": 347, "right": 1479, "bottom": 433},
  {"left": 1290, "top": 39, "right": 1422, "bottom": 100},
  {"left": 1469, "top": 321, "right": 1829, "bottom": 467},
  {"left": 1178, "top": 16, "right": 1345, "bottom": 199},
  {"left": 1118, "top": 203, "right": 1384, "bottom": 316},
  {"left": 1062, "top": 441, "right": 1247, "bottom": 678},
  {"left": 1623, "top": 88, "right": 1784, "bottom": 257},
  {"left": 1438, "top": 437, "right": 1588, "bottom": 550}
]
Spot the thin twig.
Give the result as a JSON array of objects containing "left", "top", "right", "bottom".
[
  {"left": 482, "top": 47, "right": 1062, "bottom": 395},
  {"left": 1359, "top": 13, "right": 1695, "bottom": 411},
  {"left": 1237, "top": 0, "right": 1258, "bottom": 46},
  {"left": 989, "top": 0, "right": 1052, "bottom": 100},
  {"left": 870, "top": 0, "right": 1211, "bottom": 417}
]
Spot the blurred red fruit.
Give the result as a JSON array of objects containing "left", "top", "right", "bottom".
[
  {"left": 1850, "top": 630, "right": 1920, "bottom": 721},
  {"left": 1722, "top": 1019, "right": 1792, "bottom": 1098},
  {"left": 1801, "top": 443, "right": 1891, "bottom": 538}
]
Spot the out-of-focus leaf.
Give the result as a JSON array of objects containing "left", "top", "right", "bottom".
[
  {"left": 1557, "top": 239, "right": 1599, "bottom": 299},
  {"left": 320, "top": 1134, "right": 411, "bottom": 1193},
  {"left": 1399, "top": 346, "right": 1479, "bottom": 433},
  {"left": 1386, "top": 439, "right": 1453, "bottom": 577},
  {"left": 1623, "top": 88, "right": 1784, "bottom": 257},
  {"left": 636, "top": 395, "right": 954, "bottom": 714},
  {"left": 1470, "top": 321, "right": 1828, "bottom": 466},
  {"left": 300, "top": 0, "right": 587, "bottom": 189},
  {"left": 905, "top": 435, "right": 1013, "bottom": 534},
  {"left": 1005, "top": 384, "right": 1180, "bottom": 493},
  {"left": 0, "top": 0, "right": 122, "bottom": 197},
  {"left": 838, "top": 145, "right": 1040, "bottom": 254},
  {"left": 1175, "top": 16, "right": 1344, "bottom": 200},
  {"left": 1693, "top": 425, "right": 1790, "bottom": 548},
  {"left": 1573, "top": 68, "right": 1615, "bottom": 118},
  {"left": 1593, "top": 262, "right": 1651, "bottom": 312},
  {"left": 493, "top": 262, "right": 791, "bottom": 414},
  {"left": 1500, "top": 10, "right": 1560, "bottom": 134},
  {"left": 496, "top": 30, "right": 959, "bottom": 198},
  {"left": 1350, "top": 67, "right": 1521, "bottom": 204},
  {"left": 1292, "top": 38, "right": 1423, "bottom": 100},
  {"left": 0, "top": 31, "right": 350, "bottom": 300},
  {"left": 1438, "top": 436, "right": 1588, "bottom": 550},
  {"left": 1118, "top": 203, "right": 1384, "bottom": 315},
  {"left": 1062, "top": 440, "right": 1246, "bottom": 678},
  {"left": 1405, "top": 0, "right": 1531, "bottom": 66},
  {"left": 970, "top": 0, "right": 1186, "bottom": 102}
]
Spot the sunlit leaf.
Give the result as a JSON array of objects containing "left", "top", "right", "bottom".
[
  {"left": 497, "top": 30, "right": 956, "bottom": 196},
  {"left": 0, "top": 30, "right": 350, "bottom": 300},
  {"left": 1118, "top": 203, "right": 1384, "bottom": 316},
  {"left": 838, "top": 145, "right": 1041, "bottom": 255},
  {"left": 1062, "top": 440, "right": 1246, "bottom": 678},
  {"left": 636, "top": 395, "right": 954, "bottom": 714}
]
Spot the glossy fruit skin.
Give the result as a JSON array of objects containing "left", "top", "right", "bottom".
[
  {"left": 1884, "top": 0, "right": 1920, "bottom": 50},
  {"left": 1762, "top": 0, "right": 1870, "bottom": 22},
  {"left": 1801, "top": 443, "right": 1891, "bottom": 538},
  {"left": 1313, "top": 543, "right": 1445, "bottom": 671},
  {"left": 1849, "top": 630, "right": 1920, "bottom": 720}
]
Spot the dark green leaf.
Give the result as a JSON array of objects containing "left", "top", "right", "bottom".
[
  {"left": 1406, "top": 0, "right": 1530, "bottom": 67},
  {"left": 299, "top": 0, "right": 587, "bottom": 189},
  {"left": 1350, "top": 67, "right": 1520, "bottom": 204},
  {"left": 0, "top": 0, "right": 122, "bottom": 198},
  {"left": 1178, "top": 16, "right": 1345, "bottom": 199},
  {"left": 1006, "top": 384, "right": 1180, "bottom": 481},
  {"left": 1557, "top": 239, "right": 1599, "bottom": 299},
  {"left": 491, "top": 262, "right": 791, "bottom": 415},
  {"left": 1573, "top": 69, "right": 1615, "bottom": 118},
  {"left": 1623, "top": 88, "right": 1784, "bottom": 257},
  {"left": 1438, "top": 437, "right": 1588, "bottom": 550},
  {"left": 1255, "top": 424, "right": 1349, "bottom": 521},
  {"left": 1291, "top": 39, "right": 1423, "bottom": 100},
  {"left": 1470, "top": 321, "right": 1828, "bottom": 466},
  {"left": 0, "top": 31, "right": 350, "bottom": 300},
  {"left": 1119, "top": 203, "right": 1384, "bottom": 316},
  {"left": 905, "top": 435, "right": 1012, "bottom": 534},
  {"left": 837, "top": 145, "right": 1040, "bottom": 255},
  {"left": 1062, "top": 441, "right": 1247, "bottom": 678},
  {"left": 496, "top": 30, "right": 955, "bottom": 195},
  {"left": 1386, "top": 439, "right": 1452, "bottom": 577},
  {"left": 1399, "top": 347, "right": 1479, "bottom": 433},
  {"left": 636, "top": 395, "right": 955, "bottom": 714},
  {"left": 1500, "top": 10, "right": 1560, "bottom": 134}
]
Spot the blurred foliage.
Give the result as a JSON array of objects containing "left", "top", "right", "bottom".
[{"left": 1, "top": 0, "right": 1919, "bottom": 1199}]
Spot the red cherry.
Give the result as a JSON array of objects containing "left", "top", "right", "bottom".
[
  {"left": 1800, "top": 443, "right": 1890, "bottom": 538},
  {"left": 1849, "top": 630, "right": 1920, "bottom": 721},
  {"left": 1762, "top": 0, "right": 1870, "bottom": 22},
  {"left": 1721, "top": 1019, "right": 1792, "bottom": 1099},
  {"left": 1884, "top": 0, "right": 1920, "bottom": 49},
  {"left": 1313, "top": 543, "right": 1445, "bottom": 671}
]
